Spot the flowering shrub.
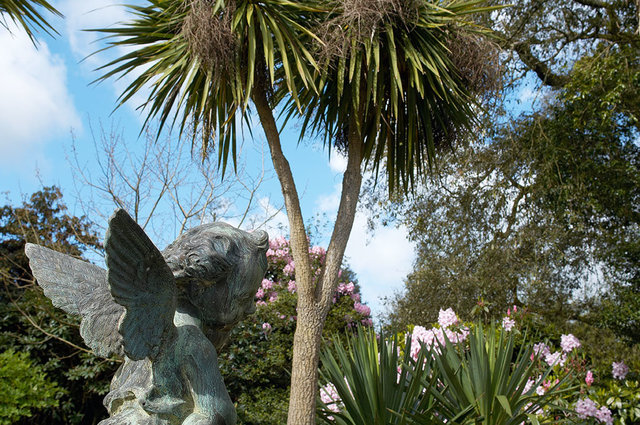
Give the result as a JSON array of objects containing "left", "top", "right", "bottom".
[
  {"left": 217, "top": 236, "right": 372, "bottom": 425},
  {"left": 319, "top": 306, "right": 638, "bottom": 425}
]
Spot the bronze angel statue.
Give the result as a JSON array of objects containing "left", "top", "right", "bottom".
[{"left": 25, "top": 209, "right": 268, "bottom": 425}]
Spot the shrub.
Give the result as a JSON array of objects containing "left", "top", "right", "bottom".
[{"left": 0, "top": 350, "right": 63, "bottom": 425}]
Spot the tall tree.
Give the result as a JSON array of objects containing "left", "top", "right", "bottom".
[
  {"left": 382, "top": 17, "right": 640, "bottom": 336},
  {"left": 96, "top": 1, "right": 496, "bottom": 423}
]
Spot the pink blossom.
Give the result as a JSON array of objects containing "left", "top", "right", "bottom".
[
  {"left": 532, "top": 342, "right": 551, "bottom": 358},
  {"left": 595, "top": 407, "right": 613, "bottom": 425},
  {"left": 560, "top": 334, "right": 581, "bottom": 352},
  {"left": 361, "top": 318, "right": 373, "bottom": 327},
  {"left": 350, "top": 292, "right": 361, "bottom": 302},
  {"left": 502, "top": 316, "right": 516, "bottom": 331},
  {"left": 268, "top": 292, "right": 278, "bottom": 303},
  {"left": 283, "top": 261, "right": 295, "bottom": 276},
  {"left": 544, "top": 351, "right": 566, "bottom": 367},
  {"left": 287, "top": 280, "right": 297, "bottom": 293},
  {"left": 585, "top": 370, "right": 594, "bottom": 386},
  {"left": 261, "top": 279, "right": 274, "bottom": 290},
  {"left": 262, "top": 322, "right": 272, "bottom": 333},
  {"left": 320, "top": 383, "right": 340, "bottom": 413},
  {"left": 354, "top": 302, "right": 371, "bottom": 316},
  {"left": 438, "top": 308, "right": 459, "bottom": 328},
  {"left": 338, "top": 282, "right": 355, "bottom": 295},
  {"left": 310, "top": 245, "right": 326, "bottom": 257},
  {"left": 523, "top": 378, "right": 535, "bottom": 394},
  {"left": 575, "top": 398, "right": 598, "bottom": 419},
  {"left": 266, "top": 248, "right": 275, "bottom": 258},
  {"left": 612, "top": 361, "right": 629, "bottom": 380},
  {"left": 256, "top": 300, "right": 267, "bottom": 306},
  {"left": 255, "top": 288, "right": 265, "bottom": 299}
]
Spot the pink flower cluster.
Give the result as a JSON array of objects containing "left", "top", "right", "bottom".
[
  {"left": 354, "top": 302, "right": 371, "bottom": 316},
  {"left": 502, "top": 316, "right": 516, "bottom": 331},
  {"left": 575, "top": 398, "right": 613, "bottom": 425},
  {"left": 410, "top": 309, "right": 469, "bottom": 360},
  {"left": 320, "top": 382, "right": 341, "bottom": 413},
  {"left": 560, "top": 334, "right": 581, "bottom": 352},
  {"left": 337, "top": 282, "right": 355, "bottom": 295},
  {"left": 612, "top": 361, "right": 629, "bottom": 380},
  {"left": 438, "top": 308, "right": 459, "bottom": 328},
  {"left": 283, "top": 261, "right": 295, "bottom": 276}
]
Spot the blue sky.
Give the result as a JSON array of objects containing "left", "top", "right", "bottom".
[{"left": 0, "top": 0, "right": 419, "bottom": 320}]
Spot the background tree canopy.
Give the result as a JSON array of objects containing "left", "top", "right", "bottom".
[{"left": 378, "top": 0, "right": 639, "bottom": 375}]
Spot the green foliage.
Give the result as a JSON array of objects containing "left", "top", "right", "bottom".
[
  {"left": 318, "top": 329, "right": 438, "bottom": 425},
  {"left": 0, "top": 188, "right": 117, "bottom": 424},
  {"left": 318, "top": 323, "right": 577, "bottom": 425},
  {"left": 0, "top": 349, "right": 62, "bottom": 425},
  {"left": 217, "top": 236, "right": 372, "bottom": 424},
  {"left": 591, "top": 380, "right": 640, "bottom": 425},
  {"left": 95, "top": 0, "right": 319, "bottom": 174},
  {"left": 288, "top": 0, "right": 500, "bottom": 193},
  {"left": 382, "top": 43, "right": 640, "bottom": 343}
]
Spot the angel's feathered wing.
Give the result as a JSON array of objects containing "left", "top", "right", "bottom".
[
  {"left": 26, "top": 209, "right": 177, "bottom": 361},
  {"left": 25, "top": 243, "right": 125, "bottom": 358},
  {"left": 105, "top": 209, "right": 177, "bottom": 360}
]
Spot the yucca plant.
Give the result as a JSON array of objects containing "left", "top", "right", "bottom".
[
  {"left": 411, "top": 324, "right": 578, "bottom": 425},
  {"left": 0, "top": 0, "right": 61, "bottom": 43},
  {"left": 319, "top": 325, "right": 579, "bottom": 425},
  {"left": 318, "top": 328, "right": 442, "bottom": 425}
]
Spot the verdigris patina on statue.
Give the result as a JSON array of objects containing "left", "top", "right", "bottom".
[{"left": 25, "top": 209, "right": 268, "bottom": 425}]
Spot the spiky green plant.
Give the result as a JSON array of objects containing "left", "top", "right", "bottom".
[
  {"left": 424, "top": 324, "right": 577, "bottom": 425},
  {"left": 285, "top": 0, "right": 501, "bottom": 193},
  {"left": 318, "top": 328, "right": 441, "bottom": 425},
  {"left": 0, "top": 0, "right": 61, "bottom": 43},
  {"left": 319, "top": 325, "right": 579, "bottom": 425},
  {"left": 95, "top": 0, "right": 320, "bottom": 174}
]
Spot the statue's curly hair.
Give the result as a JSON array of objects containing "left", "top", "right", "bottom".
[{"left": 162, "top": 223, "right": 268, "bottom": 288}]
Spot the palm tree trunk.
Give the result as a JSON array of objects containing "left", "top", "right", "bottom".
[{"left": 253, "top": 81, "right": 364, "bottom": 425}]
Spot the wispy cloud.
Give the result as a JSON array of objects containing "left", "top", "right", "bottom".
[{"left": 0, "top": 28, "right": 80, "bottom": 166}]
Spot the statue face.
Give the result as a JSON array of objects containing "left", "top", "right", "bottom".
[{"left": 187, "top": 242, "right": 266, "bottom": 332}]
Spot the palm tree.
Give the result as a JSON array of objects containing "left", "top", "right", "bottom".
[
  {"left": 96, "top": 1, "right": 497, "bottom": 423},
  {"left": 0, "top": 0, "right": 61, "bottom": 43}
]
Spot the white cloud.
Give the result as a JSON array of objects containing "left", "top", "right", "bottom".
[
  {"left": 328, "top": 151, "right": 348, "bottom": 173},
  {"left": 314, "top": 174, "right": 415, "bottom": 320},
  {"left": 57, "top": 0, "right": 129, "bottom": 62},
  {"left": 316, "top": 183, "right": 341, "bottom": 214},
  {"left": 0, "top": 28, "right": 80, "bottom": 164},
  {"left": 345, "top": 212, "right": 415, "bottom": 320}
]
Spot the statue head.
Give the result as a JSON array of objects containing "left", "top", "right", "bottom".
[{"left": 162, "top": 223, "right": 268, "bottom": 344}]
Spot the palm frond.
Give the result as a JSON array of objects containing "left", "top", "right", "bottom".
[
  {"left": 284, "top": 0, "right": 502, "bottom": 194},
  {"left": 0, "top": 0, "right": 61, "bottom": 43},
  {"left": 94, "top": 0, "right": 319, "bottom": 175}
]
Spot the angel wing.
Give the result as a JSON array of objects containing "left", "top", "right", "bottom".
[
  {"left": 24, "top": 244, "right": 125, "bottom": 358},
  {"left": 26, "top": 209, "right": 178, "bottom": 361},
  {"left": 104, "top": 209, "right": 177, "bottom": 360}
]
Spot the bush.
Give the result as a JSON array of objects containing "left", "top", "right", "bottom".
[{"left": 0, "top": 350, "right": 63, "bottom": 425}]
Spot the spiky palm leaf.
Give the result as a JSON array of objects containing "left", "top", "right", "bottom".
[
  {"left": 285, "top": 0, "right": 499, "bottom": 193},
  {"left": 414, "top": 324, "right": 577, "bottom": 425},
  {"left": 0, "top": 0, "right": 61, "bottom": 43},
  {"left": 318, "top": 328, "right": 442, "bottom": 425},
  {"left": 95, "top": 0, "right": 319, "bottom": 174}
]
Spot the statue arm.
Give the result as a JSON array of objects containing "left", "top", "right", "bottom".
[{"left": 182, "top": 334, "right": 236, "bottom": 425}]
